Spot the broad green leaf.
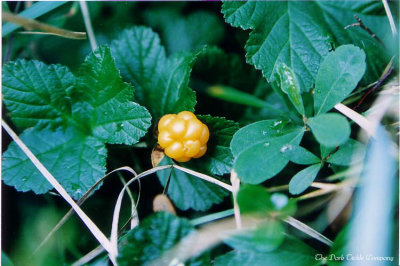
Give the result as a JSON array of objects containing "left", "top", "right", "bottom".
[
  {"left": 144, "top": 9, "right": 224, "bottom": 54},
  {"left": 327, "top": 139, "right": 365, "bottom": 166},
  {"left": 222, "top": 1, "right": 330, "bottom": 92},
  {"left": 314, "top": 45, "right": 366, "bottom": 115},
  {"left": 275, "top": 63, "right": 305, "bottom": 116},
  {"left": 233, "top": 128, "right": 304, "bottom": 184},
  {"left": 316, "top": 1, "right": 392, "bottom": 85},
  {"left": 157, "top": 157, "right": 228, "bottom": 211},
  {"left": 183, "top": 115, "right": 239, "bottom": 176},
  {"left": 215, "top": 235, "right": 319, "bottom": 266},
  {"left": 118, "top": 212, "right": 209, "bottom": 266},
  {"left": 2, "top": 60, "right": 74, "bottom": 129},
  {"left": 307, "top": 113, "right": 350, "bottom": 148},
  {"left": 230, "top": 119, "right": 301, "bottom": 157},
  {"left": 2, "top": 127, "right": 107, "bottom": 199},
  {"left": 281, "top": 144, "right": 320, "bottom": 165},
  {"left": 289, "top": 164, "right": 321, "bottom": 195},
  {"left": 225, "top": 219, "right": 285, "bottom": 253},
  {"left": 76, "top": 46, "right": 152, "bottom": 145},
  {"left": 110, "top": 26, "right": 197, "bottom": 121}
]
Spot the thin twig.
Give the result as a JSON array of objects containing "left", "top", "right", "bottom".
[
  {"left": 334, "top": 103, "right": 375, "bottom": 136},
  {"left": 79, "top": 1, "right": 97, "bottom": 51},
  {"left": 1, "top": 120, "right": 116, "bottom": 264},
  {"left": 382, "top": 0, "right": 397, "bottom": 36},
  {"left": 230, "top": 170, "right": 242, "bottom": 229},
  {"left": 2, "top": 11, "right": 86, "bottom": 39},
  {"left": 71, "top": 245, "right": 105, "bottom": 266},
  {"left": 284, "top": 216, "right": 333, "bottom": 246},
  {"left": 344, "top": 15, "right": 383, "bottom": 45}
]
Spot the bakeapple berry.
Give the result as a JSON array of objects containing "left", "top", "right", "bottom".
[{"left": 157, "top": 111, "right": 209, "bottom": 162}]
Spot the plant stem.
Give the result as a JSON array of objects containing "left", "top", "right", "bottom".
[{"left": 79, "top": 1, "right": 97, "bottom": 51}]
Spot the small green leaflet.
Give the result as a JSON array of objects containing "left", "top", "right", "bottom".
[
  {"left": 222, "top": 1, "right": 330, "bottom": 92},
  {"left": 307, "top": 113, "right": 350, "bottom": 148},
  {"left": 327, "top": 138, "right": 365, "bottom": 166},
  {"left": 2, "top": 46, "right": 151, "bottom": 199},
  {"left": 2, "top": 127, "right": 107, "bottom": 199},
  {"left": 289, "top": 164, "right": 321, "bottom": 195},
  {"left": 157, "top": 157, "right": 228, "bottom": 211},
  {"left": 275, "top": 63, "right": 305, "bottom": 116},
  {"left": 281, "top": 145, "right": 320, "bottom": 165},
  {"left": 314, "top": 45, "right": 366, "bottom": 115},
  {"left": 110, "top": 26, "right": 197, "bottom": 121},
  {"left": 118, "top": 212, "right": 209, "bottom": 266},
  {"left": 232, "top": 124, "right": 304, "bottom": 184}
]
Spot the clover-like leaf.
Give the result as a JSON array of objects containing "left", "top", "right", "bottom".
[{"left": 289, "top": 164, "right": 321, "bottom": 195}]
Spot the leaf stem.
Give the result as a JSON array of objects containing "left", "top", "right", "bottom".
[{"left": 79, "top": 1, "right": 97, "bottom": 51}]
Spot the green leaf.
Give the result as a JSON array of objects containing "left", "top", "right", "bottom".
[
  {"left": 183, "top": 115, "right": 239, "bottom": 176},
  {"left": 110, "top": 26, "right": 197, "bottom": 121},
  {"left": 76, "top": 46, "right": 152, "bottom": 145},
  {"left": 275, "top": 63, "right": 305, "bottom": 116},
  {"left": 118, "top": 212, "right": 209, "bottom": 266},
  {"left": 144, "top": 9, "right": 224, "bottom": 54},
  {"left": 2, "top": 59, "right": 74, "bottom": 129},
  {"left": 281, "top": 144, "right": 320, "bottom": 165},
  {"left": 327, "top": 139, "right": 365, "bottom": 166},
  {"left": 289, "top": 164, "right": 321, "bottom": 195},
  {"left": 2, "top": 127, "right": 107, "bottom": 199},
  {"left": 314, "top": 45, "right": 366, "bottom": 115},
  {"left": 237, "top": 185, "right": 296, "bottom": 217},
  {"left": 316, "top": 1, "right": 392, "bottom": 85},
  {"left": 222, "top": 1, "right": 330, "bottom": 92},
  {"left": 233, "top": 127, "right": 304, "bottom": 184},
  {"left": 307, "top": 113, "right": 350, "bottom": 148},
  {"left": 225, "top": 219, "right": 285, "bottom": 253},
  {"left": 230, "top": 119, "right": 301, "bottom": 157},
  {"left": 215, "top": 235, "right": 319, "bottom": 266},
  {"left": 157, "top": 157, "right": 228, "bottom": 211},
  {"left": 1, "top": 252, "right": 14, "bottom": 266}
]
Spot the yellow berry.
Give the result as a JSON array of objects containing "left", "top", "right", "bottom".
[{"left": 157, "top": 111, "right": 209, "bottom": 162}]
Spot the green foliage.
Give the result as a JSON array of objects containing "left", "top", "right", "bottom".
[
  {"left": 326, "top": 139, "right": 365, "bottom": 166},
  {"left": 118, "top": 212, "right": 209, "bottom": 265},
  {"left": 215, "top": 236, "right": 319, "bottom": 266},
  {"left": 110, "top": 26, "right": 198, "bottom": 121},
  {"left": 307, "top": 113, "right": 350, "bottom": 148},
  {"left": 2, "top": 46, "right": 151, "bottom": 199},
  {"left": 222, "top": 1, "right": 331, "bottom": 92},
  {"left": 314, "top": 45, "right": 366, "bottom": 115},
  {"left": 281, "top": 145, "right": 320, "bottom": 165},
  {"left": 157, "top": 157, "right": 228, "bottom": 211},
  {"left": 232, "top": 121, "right": 304, "bottom": 184},
  {"left": 289, "top": 164, "right": 321, "bottom": 195}
]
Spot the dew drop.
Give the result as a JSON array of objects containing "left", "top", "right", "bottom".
[
  {"left": 280, "top": 144, "right": 292, "bottom": 152},
  {"left": 273, "top": 120, "right": 282, "bottom": 127},
  {"left": 264, "top": 142, "right": 270, "bottom": 147}
]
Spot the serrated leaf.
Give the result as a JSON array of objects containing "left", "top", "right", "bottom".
[
  {"left": 314, "top": 45, "right": 366, "bottom": 115},
  {"left": 157, "top": 157, "right": 228, "bottom": 211},
  {"left": 2, "top": 127, "right": 107, "bottom": 199},
  {"left": 183, "top": 115, "right": 239, "bottom": 176},
  {"left": 110, "top": 26, "right": 197, "bottom": 121},
  {"left": 307, "top": 113, "right": 350, "bottom": 148},
  {"left": 2, "top": 59, "right": 74, "bottom": 129},
  {"left": 230, "top": 119, "right": 301, "bottom": 157},
  {"left": 222, "top": 1, "right": 330, "bottom": 92},
  {"left": 275, "top": 63, "right": 305, "bottom": 116},
  {"left": 76, "top": 46, "right": 152, "bottom": 145},
  {"left": 118, "top": 212, "right": 209, "bottom": 266},
  {"left": 316, "top": 1, "right": 392, "bottom": 85},
  {"left": 289, "top": 164, "right": 321, "bottom": 195},
  {"left": 281, "top": 144, "right": 320, "bottom": 165},
  {"left": 327, "top": 138, "right": 366, "bottom": 166},
  {"left": 215, "top": 236, "right": 319, "bottom": 266},
  {"left": 233, "top": 127, "right": 304, "bottom": 184},
  {"left": 144, "top": 9, "right": 224, "bottom": 54}
]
